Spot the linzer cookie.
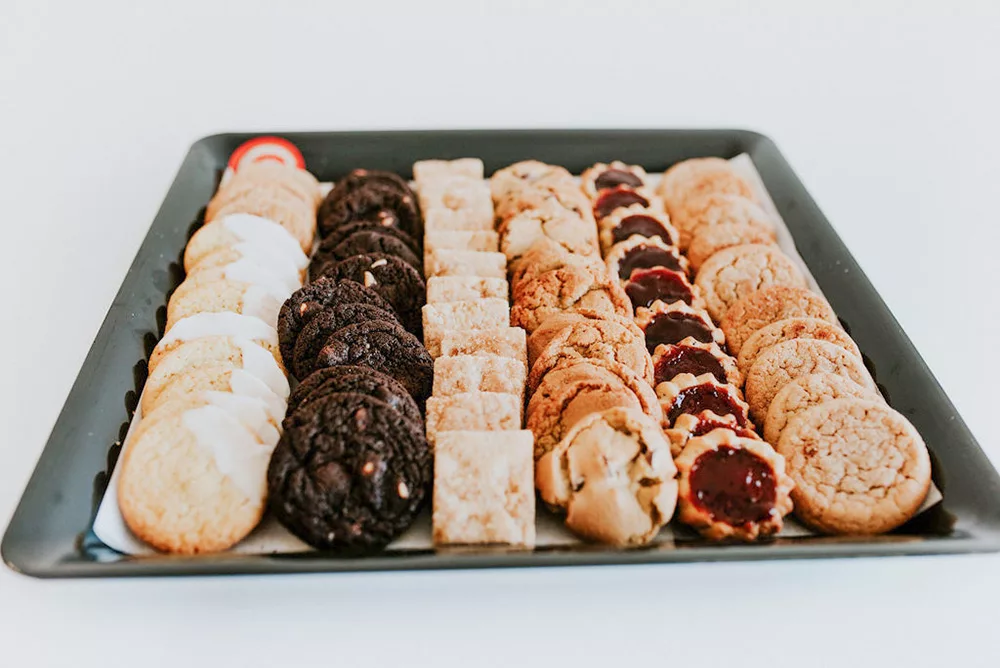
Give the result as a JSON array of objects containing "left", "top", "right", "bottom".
[
  {"left": 605, "top": 236, "right": 689, "bottom": 282},
  {"left": 634, "top": 301, "right": 724, "bottom": 353},
  {"left": 580, "top": 161, "right": 650, "bottom": 199},
  {"left": 623, "top": 267, "right": 701, "bottom": 311},
  {"left": 694, "top": 244, "right": 806, "bottom": 322},
  {"left": 663, "top": 411, "right": 760, "bottom": 457},
  {"left": 591, "top": 184, "right": 660, "bottom": 221},
  {"left": 597, "top": 204, "right": 677, "bottom": 254},
  {"left": 651, "top": 340, "right": 741, "bottom": 387},
  {"left": 656, "top": 373, "right": 751, "bottom": 429}
]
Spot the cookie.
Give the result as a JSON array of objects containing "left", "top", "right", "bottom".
[
  {"left": 182, "top": 251, "right": 300, "bottom": 295},
  {"left": 580, "top": 161, "right": 649, "bottom": 199},
  {"left": 605, "top": 235, "right": 689, "bottom": 282},
  {"left": 634, "top": 301, "right": 724, "bottom": 353},
  {"left": 184, "top": 213, "right": 309, "bottom": 275},
  {"left": 276, "top": 278, "right": 396, "bottom": 370},
  {"left": 312, "top": 320, "right": 434, "bottom": 403},
  {"left": 535, "top": 407, "right": 677, "bottom": 546},
  {"left": 140, "top": 361, "right": 285, "bottom": 422},
  {"left": 623, "top": 267, "right": 702, "bottom": 311},
  {"left": 509, "top": 241, "right": 606, "bottom": 298},
  {"left": 438, "top": 327, "right": 527, "bottom": 366},
  {"left": 286, "top": 365, "right": 422, "bottom": 427},
  {"left": 720, "top": 285, "right": 838, "bottom": 357},
  {"left": 149, "top": 312, "right": 280, "bottom": 375},
  {"left": 597, "top": 204, "right": 677, "bottom": 255},
  {"left": 498, "top": 204, "right": 599, "bottom": 267},
  {"left": 433, "top": 430, "right": 535, "bottom": 547},
  {"left": 776, "top": 398, "right": 931, "bottom": 535},
  {"left": 421, "top": 299, "right": 510, "bottom": 357},
  {"left": 423, "top": 207, "right": 494, "bottom": 232},
  {"left": 657, "top": 158, "right": 756, "bottom": 221},
  {"left": 651, "top": 340, "right": 741, "bottom": 387},
  {"left": 675, "top": 429, "right": 794, "bottom": 541},
  {"left": 656, "top": 373, "right": 751, "bottom": 429},
  {"left": 413, "top": 158, "right": 484, "bottom": 182},
  {"left": 526, "top": 360, "right": 662, "bottom": 459},
  {"left": 291, "top": 304, "right": 400, "bottom": 378},
  {"left": 143, "top": 336, "right": 288, "bottom": 408},
  {"left": 763, "top": 372, "right": 882, "bottom": 444},
  {"left": 526, "top": 310, "right": 643, "bottom": 369},
  {"left": 687, "top": 221, "right": 778, "bottom": 272},
  {"left": 527, "top": 317, "right": 653, "bottom": 393},
  {"left": 670, "top": 193, "right": 775, "bottom": 251},
  {"left": 432, "top": 355, "right": 527, "bottom": 405},
  {"left": 317, "top": 228, "right": 423, "bottom": 275},
  {"left": 510, "top": 263, "right": 632, "bottom": 334},
  {"left": 166, "top": 275, "right": 287, "bottom": 333},
  {"left": 213, "top": 161, "right": 321, "bottom": 208},
  {"left": 317, "top": 170, "right": 420, "bottom": 239},
  {"left": 663, "top": 411, "right": 760, "bottom": 458},
  {"left": 268, "top": 392, "right": 431, "bottom": 551},
  {"left": 205, "top": 181, "right": 313, "bottom": 230},
  {"left": 207, "top": 187, "right": 315, "bottom": 252},
  {"left": 495, "top": 180, "right": 592, "bottom": 228},
  {"left": 118, "top": 401, "right": 277, "bottom": 554},
  {"left": 490, "top": 160, "right": 572, "bottom": 201},
  {"left": 315, "top": 254, "right": 426, "bottom": 336},
  {"left": 315, "top": 219, "right": 421, "bottom": 264},
  {"left": 425, "top": 392, "right": 522, "bottom": 447},
  {"left": 424, "top": 249, "right": 507, "bottom": 279},
  {"left": 425, "top": 229, "right": 499, "bottom": 257},
  {"left": 694, "top": 244, "right": 806, "bottom": 322},
  {"left": 426, "top": 276, "right": 509, "bottom": 304},
  {"left": 592, "top": 185, "right": 661, "bottom": 221},
  {"left": 736, "top": 317, "right": 860, "bottom": 375},
  {"left": 744, "top": 339, "right": 876, "bottom": 422},
  {"left": 417, "top": 178, "right": 493, "bottom": 230}
]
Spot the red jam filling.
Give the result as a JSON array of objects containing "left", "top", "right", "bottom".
[
  {"left": 654, "top": 346, "right": 727, "bottom": 385},
  {"left": 594, "top": 168, "right": 643, "bottom": 191},
  {"left": 625, "top": 267, "right": 694, "bottom": 310},
  {"left": 642, "top": 312, "right": 716, "bottom": 352},
  {"left": 594, "top": 186, "right": 650, "bottom": 219},
  {"left": 612, "top": 215, "right": 674, "bottom": 246},
  {"left": 689, "top": 446, "right": 777, "bottom": 526},
  {"left": 689, "top": 417, "right": 758, "bottom": 440},
  {"left": 616, "top": 245, "right": 684, "bottom": 280},
  {"left": 667, "top": 384, "right": 748, "bottom": 426}
]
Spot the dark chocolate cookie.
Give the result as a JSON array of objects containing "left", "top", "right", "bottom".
[
  {"left": 313, "top": 253, "right": 426, "bottom": 336},
  {"left": 318, "top": 219, "right": 421, "bottom": 259},
  {"left": 292, "top": 304, "right": 399, "bottom": 379},
  {"left": 277, "top": 278, "right": 397, "bottom": 372},
  {"left": 313, "top": 319, "right": 433, "bottom": 403},
  {"left": 288, "top": 365, "right": 423, "bottom": 425},
  {"left": 309, "top": 229, "right": 422, "bottom": 280},
  {"left": 317, "top": 172, "right": 421, "bottom": 240},
  {"left": 268, "top": 392, "right": 431, "bottom": 553}
]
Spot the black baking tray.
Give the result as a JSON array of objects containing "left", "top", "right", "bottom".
[{"left": 5, "top": 129, "right": 1000, "bottom": 578}]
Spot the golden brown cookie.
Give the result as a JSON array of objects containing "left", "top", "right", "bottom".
[
  {"left": 213, "top": 162, "right": 321, "bottom": 209},
  {"left": 777, "top": 398, "right": 931, "bottom": 535},
  {"left": 720, "top": 285, "right": 838, "bottom": 357},
  {"left": 663, "top": 411, "right": 760, "bottom": 457},
  {"left": 670, "top": 193, "right": 774, "bottom": 250},
  {"left": 207, "top": 187, "right": 315, "bottom": 252},
  {"left": 687, "top": 221, "right": 778, "bottom": 272},
  {"left": 656, "top": 373, "right": 751, "bottom": 429},
  {"left": 495, "top": 179, "right": 592, "bottom": 228},
  {"left": 694, "top": 244, "right": 806, "bottom": 323},
  {"left": 535, "top": 407, "right": 677, "bottom": 546},
  {"left": 657, "top": 158, "right": 757, "bottom": 221},
  {"left": 651, "top": 339, "right": 741, "bottom": 387},
  {"left": 526, "top": 310, "right": 643, "bottom": 368},
  {"left": 736, "top": 317, "right": 860, "bottom": 374},
  {"left": 763, "top": 372, "right": 882, "bottom": 444},
  {"left": 675, "top": 428, "right": 794, "bottom": 541},
  {"left": 634, "top": 300, "right": 725, "bottom": 352},
  {"left": 744, "top": 339, "right": 876, "bottom": 422},
  {"left": 510, "top": 263, "right": 632, "bottom": 334},
  {"left": 509, "top": 241, "right": 606, "bottom": 298},
  {"left": 490, "top": 160, "right": 573, "bottom": 201},
  {"left": 527, "top": 317, "right": 654, "bottom": 393},
  {"left": 597, "top": 203, "right": 677, "bottom": 255},
  {"left": 498, "top": 202, "right": 599, "bottom": 267},
  {"left": 526, "top": 360, "right": 662, "bottom": 459}
]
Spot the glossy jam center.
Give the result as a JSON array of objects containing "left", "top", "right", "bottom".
[
  {"left": 667, "top": 385, "right": 748, "bottom": 426},
  {"left": 617, "top": 245, "right": 684, "bottom": 280},
  {"left": 653, "top": 346, "right": 726, "bottom": 385},
  {"left": 612, "top": 215, "right": 673, "bottom": 246},
  {"left": 594, "top": 187, "right": 650, "bottom": 219},
  {"left": 594, "top": 168, "right": 643, "bottom": 191},
  {"left": 689, "top": 446, "right": 776, "bottom": 526},
  {"left": 625, "top": 268, "right": 693, "bottom": 309},
  {"left": 689, "top": 417, "right": 757, "bottom": 440},
  {"left": 642, "top": 312, "right": 716, "bottom": 352}
]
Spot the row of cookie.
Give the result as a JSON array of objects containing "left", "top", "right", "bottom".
[
  {"left": 664, "top": 158, "right": 932, "bottom": 536},
  {"left": 119, "top": 162, "right": 323, "bottom": 553},
  {"left": 413, "top": 159, "right": 536, "bottom": 548},
  {"left": 485, "top": 160, "right": 678, "bottom": 547}
]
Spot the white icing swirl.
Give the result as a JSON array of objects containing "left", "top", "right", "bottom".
[{"left": 181, "top": 405, "right": 275, "bottom": 501}]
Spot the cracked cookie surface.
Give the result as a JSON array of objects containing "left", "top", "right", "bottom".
[
  {"left": 763, "top": 372, "right": 881, "bottom": 444},
  {"left": 721, "top": 285, "right": 838, "bottom": 357},
  {"left": 694, "top": 244, "right": 806, "bottom": 323}
]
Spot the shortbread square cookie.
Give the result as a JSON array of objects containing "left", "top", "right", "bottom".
[
  {"left": 433, "top": 430, "right": 536, "bottom": 547},
  {"left": 425, "top": 392, "right": 522, "bottom": 446},
  {"left": 427, "top": 276, "right": 509, "bottom": 304},
  {"left": 438, "top": 327, "right": 527, "bottom": 366},
  {"left": 425, "top": 229, "right": 500, "bottom": 256},
  {"left": 424, "top": 208, "right": 494, "bottom": 232},
  {"left": 422, "top": 298, "right": 510, "bottom": 356},
  {"left": 433, "top": 354, "right": 526, "bottom": 407},
  {"left": 413, "top": 158, "right": 485, "bottom": 183},
  {"left": 425, "top": 249, "right": 507, "bottom": 279},
  {"left": 418, "top": 179, "right": 493, "bottom": 229}
]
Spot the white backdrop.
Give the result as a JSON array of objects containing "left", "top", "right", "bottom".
[{"left": 2, "top": 1, "right": 999, "bottom": 666}]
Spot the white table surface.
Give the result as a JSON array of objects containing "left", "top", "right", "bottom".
[{"left": 2, "top": 1, "right": 999, "bottom": 666}]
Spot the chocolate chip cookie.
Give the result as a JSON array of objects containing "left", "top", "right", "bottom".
[
  {"left": 287, "top": 364, "right": 423, "bottom": 427},
  {"left": 291, "top": 303, "right": 398, "bottom": 379}
]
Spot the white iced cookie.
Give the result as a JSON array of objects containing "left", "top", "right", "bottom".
[
  {"left": 149, "top": 312, "right": 279, "bottom": 373},
  {"left": 184, "top": 214, "right": 309, "bottom": 274},
  {"left": 140, "top": 362, "right": 285, "bottom": 423}
]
